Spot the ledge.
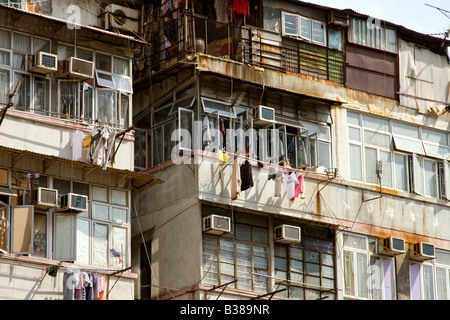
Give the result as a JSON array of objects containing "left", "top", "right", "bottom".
[{"left": 0, "top": 252, "right": 138, "bottom": 279}]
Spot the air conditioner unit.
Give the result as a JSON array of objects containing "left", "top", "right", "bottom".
[
  {"left": 252, "top": 105, "right": 275, "bottom": 127},
  {"left": 202, "top": 215, "right": 231, "bottom": 235},
  {"left": 29, "top": 51, "right": 58, "bottom": 74},
  {"left": 410, "top": 242, "right": 436, "bottom": 261},
  {"left": 105, "top": 4, "right": 139, "bottom": 34},
  {"left": 380, "top": 237, "right": 405, "bottom": 255},
  {"left": 34, "top": 187, "right": 58, "bottom": 209},
  {"left": 59, "top": 193, "right": 88, "bottom": 213},
  {"left": 274, "top": 224, "right": 301, "bottom": 244},
  {"left": 61, "top": 57, "right": 94, "bottom": 80}
]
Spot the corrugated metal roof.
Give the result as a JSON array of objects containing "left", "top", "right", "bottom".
[
  {"left": 0, "top": 145, "right": 163, "bottom": 195},
  {"left": 0, "top": 4, "right": 147, "bottom": 44}
]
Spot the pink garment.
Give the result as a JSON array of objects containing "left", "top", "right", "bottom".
[{"left": 290, "top": 173, "right": 305, "bottom": 201}]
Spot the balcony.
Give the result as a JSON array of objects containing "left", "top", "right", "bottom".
[{"left": 136, "top": 12, "right": 344, "bottom": 85}]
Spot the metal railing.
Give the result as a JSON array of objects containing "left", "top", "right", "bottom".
[{"left": 140, "top": 12, "right": 344, "bottom": 84}]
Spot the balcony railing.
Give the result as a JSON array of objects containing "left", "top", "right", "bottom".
[{"left": 139, "top": 12, "right": 344, "bottom": 84}]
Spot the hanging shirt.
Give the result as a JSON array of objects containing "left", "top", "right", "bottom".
[
  {"left": 284, "top": 172, "right": 299, "bottom": 201},
  {"left": 231, "top": 156, "right": 241, "bottom": 200},
  {"left": 215, "top": 0, "right": 229, "bottom": 24},
  {"left": 274, "top": 172, "right": 284, "bottom": 198},
  {"left": 202, "top": 116, "right": 212, "bottom": 146},
  {"left": 240, "top": 160, "right": 254, "bottom": 191},
  {"left": 291, "top": 172, "right": 305, "bottom": 201},
  {"left": 71, "top": 129, "right": 85, "bottom": 161},
  {"left": 63, "top": 271, "right": 75, "bottom": 300}
]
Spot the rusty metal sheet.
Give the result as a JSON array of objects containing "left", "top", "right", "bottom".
[{"left": 346, "top": 44, "right": 398, "bottom": 99}]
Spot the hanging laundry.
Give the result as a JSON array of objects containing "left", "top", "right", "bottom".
[
  {"left": 274, "top": 172, "right": 285, "bottom": 198},
  {"left": 215, "top": 0, "right": 229, "bottom": 24},
  {"left": 231, "top": 156, "right": 241, "bottom": 200},
  {"left": 70, "top": 129, "right": 85, "bottom": 161},
  {"left": 290, "top": 172, "right": 306, "bottom": 201},
  {"left": 232, "top": 0, "right": 250, "bottom": 19},
  {"left": 284, "top": 172, "right": 299, "bottom": 201},
  {"left": 268, "top": 166, "right": 277, "bottom": 180},
  {"left": 240, "top": 160, "right": 254, "bottom": 191},
  {"left": 218, "top": 149, "right": 229, "bottom": 166},
  {"left": 202, "top": 116, "right": 212, "bottom": 146},
  {"left": 63, "top": 270, "right": 76, "bottom": 300}
]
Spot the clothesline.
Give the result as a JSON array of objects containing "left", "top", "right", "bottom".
[
  {"left": 61, "top": 266, "right": 121, "bottom": 273},
  {"left": 214, "top": 149, "right": 315, "bottom": 175}
]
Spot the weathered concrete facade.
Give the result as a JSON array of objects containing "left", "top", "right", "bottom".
[
  {"left": 131, "top": 0, "right": 450, "bottom": 301},
  {"left": 0, "top": 1, "right": 158, "bottom": 300}
]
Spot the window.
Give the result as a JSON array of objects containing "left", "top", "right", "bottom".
[
  {"left": 282, "top": 12, "right": 299, "bottom": 37},
  {"left": 33, "top": 76, "right": 50, "bottom": 116},
  {"left": 281, "top": 12, "right": 326, "bottom": 46},
  {"left": 202, "top": 211, "right": 268, "bottom": 293},
  {"left": 0, "top": 30, "right": 52, "bottom": 115},
  {"left": 97, "top": 89, "right": 116, "bottom": 124},
  {"left": 55, "top": 45, "right": 131, "bottom": 128},
  {"left": 347, "top": 112, "right": 450, "bottom": 199},
  {"left": 263, "top": 7, "right": 280, "bottom": 33},
  {"left": 343, "top": 233, "right": 396, "bottom": 300},
  {"left": 274, "top": 225, "right": 336, "bottom": 300},
  {"left": 410, "top": 250, "right": 450, "bottom": 300},
  {"left": 350, "top": 18, "right": 397, "bottom": 53},
  {"left": 328, "top": 29, "right": 343, "bottom": 51},
  {"left": 302, "top": 122, "right": 332, "bottom": 170},
  {"left": 134, "top": 129, "right": 149, "bottom": 169},
  {"left": 87, "top": 186, "right": 129, "bottom": 268}
]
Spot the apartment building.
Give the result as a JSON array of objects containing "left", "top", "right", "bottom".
[
  {"left": 0, "top": 1, "right": 161, "bottom": 299},
  {"left": 131, "top": 0, "right": 450, "bottom": 300}
]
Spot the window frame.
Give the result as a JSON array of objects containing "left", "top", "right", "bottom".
[
  {"left": 349, "top": 18, "right": 397, "bottom": 53},
  {"left": 347, "top": 112, "right": 450, "bottom": 199},
  {"left": 281, "top": 12, "right": 327, "bottom": 47},
  {"left": 342, "top": 232, "right": 397, "bottom": 300}
]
